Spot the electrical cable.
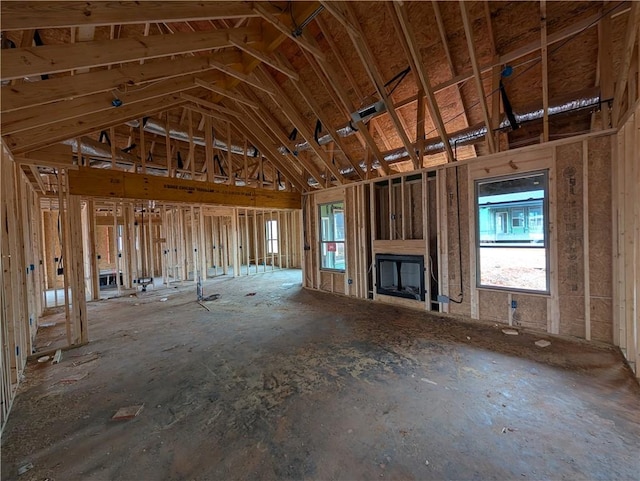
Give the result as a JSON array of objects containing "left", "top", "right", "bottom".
[{"left": 423, "top": 1, "right": 626, "bottom": 139}]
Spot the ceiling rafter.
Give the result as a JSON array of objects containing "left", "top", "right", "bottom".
[
  {"left": 391, "top": 2, "right": 455, "bottom": 164},
  {"left": 208, "top": 60, "right": 275, "bottom": 95},
  {"left": 2, "top": 70, "right": 227, "bottom": 135},
  {"left": 1, "top": 27, "right": 259, "bottom": 81},
  {"left": 353, "top": 11, "right": 604, "bottom": 131},
  {"left": 181, "top": 93, "right": 243, "bottom": 119},
  {"left": 318, "top": 1, "right": 361, "bottom": 39},
  {"left": 229, "top": 36, "right": 299, "bottom": 80},
  {"left": 5, "top": 93, "right": 187, "bottom": 155},
  {"left": 272, "top": 49, "right": 364, "bottom": 180},
  {"left": 612, "top": 1, "right": 640, "bottom": 125},
  {"left": 194, "top": 78, "right": 259, "bottom": 109},
  {"left": 232, "top": 103, "right": 314, "bottom": 192},
  {"left": 287, "top": 65, "right": 366, "bottom": 180},
  {"left": 483, "top": 0, "right": 502, "bottom": 147},
  {"left": 254, "top": 67, "right": 346, "bottom": 185},
  {"left": 252, "top": 2, "right": 326, "bottom": 61},
  {"left": 541, "top": 0, "right": 550, "bottom": 142},
  {"left": 459, "top": 0, "right": 496, "bottom": 154},
  {"left": 1, "top": 45, "right": 239, "bottom": 114},
  {"left": 339, "top": 1, "right": 420, "bottom": 169},
  {"left": 428, "top": 1, "right": 474, "bottom": 155},
  {"left": 309, "top": 17, "right": 392, "bottom": 175},
  {"left": 0, "top": 1, "right": 258, "bottom": 30},
  {"left": 236, "top": 84, "right": 327, "bottom": 187}
]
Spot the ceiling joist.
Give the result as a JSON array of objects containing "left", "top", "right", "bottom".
[{"left": 0, "top": 1, "right": 258, "bottom": 30}]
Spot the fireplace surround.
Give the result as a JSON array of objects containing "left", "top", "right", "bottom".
[{"left": 375, "top": 254, "right": 425, "bottom": 301}]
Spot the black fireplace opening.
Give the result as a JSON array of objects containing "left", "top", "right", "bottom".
[{"left": 375, "top": 254, "right": 425, "bottom": 301}]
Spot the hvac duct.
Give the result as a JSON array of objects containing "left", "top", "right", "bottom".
[
  {"left": 307, "top": 92, "right": 602, "bottom": 185},
  {"left": 125, "top": 119, "right": 259, "bottom": 157}
]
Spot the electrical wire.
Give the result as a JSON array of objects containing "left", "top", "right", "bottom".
[{"left": 423, "top": 1, "right": 626, "bottom": 139}]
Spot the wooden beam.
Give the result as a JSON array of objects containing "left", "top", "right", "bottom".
[
  {"left": 598, "top": 5, "right": 614, "bottom": 129},
  {"left": 208, "top": 59, "right": 275, "bottom": 95},
  {"left": 392, "top": 2, "right": 455, "bottom": 163},
  {"left": 318, "top": 2, "right": 361, "bottom": 39},
  {"left": 68, "top": 167, "right": 302, "bottom": 209},
  {"left": 1, "top": 53, "right": 238, "bottom": 113},
  {"left": 2, "top": 71, "right": 219, "bottom": 135},
  {"left": 255, "top": 68, "right": 346, "bottom": 185},
  {"left": 289, "top": 68, "right": 365, "bottom": 180},
  {"left": 1, "top": 27, "right": 259, "bottom": 81},
  {"left": 233, "top": 119, "right": 308, "bottom": 192},
  {"left": 5, "top": 93, "right": 186, "bottom": 155},
  {"left": 253, "top": 3, "right": 326, "bottom": 61},
  {"left": 612, "top": 2, "right": 640, "bottom": 125},
  {"left": 185, "top": 104, "right": 235, "bottom": 124},
  {"left": 229, "top": 37, "right": 299, "bottom": 80},
  {"left": 541, "top": 1, "right": 550, "bottom": 142},
  {"left": 180, "top": 93, "right": 242, "bottom": 118},
  {"left": 341, "top": 2, "right": 420, "bottom": 168},
  {"left": 234, "top": 86, "right": 325, "bottom": 187},
  {"left": 1, "top": 2, "right": 257, "bottom": 30},
  {"left": 194, "top": 78, "right": 259, "bottom": 109},
  {"left": 459, "top": 1, "right": 496, "bottom": 153},
  {"left": 371, "top": 11, "right": 606, "bottom": 124},
  {"left": 296, "top": 30, "right": 391, "bottom": 175},
  {"left": 428, "top": 1, "right": 474, "bottom": 152}
]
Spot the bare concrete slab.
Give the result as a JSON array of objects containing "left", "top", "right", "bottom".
[{"left": 2, "top": 270, "right": 639, "bottom": 480}]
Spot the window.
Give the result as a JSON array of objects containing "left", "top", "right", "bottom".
[
  {"left": 319, "top": 201, "right": 345, "bottom": 271},
  {"left": 476, "top": 171, "right": 549, "bottom": 293},
  {"left": 266, "top": 219, "right": 278, "bottom": 254}
]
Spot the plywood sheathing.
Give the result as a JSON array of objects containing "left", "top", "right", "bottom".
[
  {"left": 445, "top": 164, "right": 471, "bottom": 316},
  {"left": 478, "top": 290, "right": 509, "bottom": 324},
  {"left": 587, "top": 136, "right": 613, "bottom": 342},
  {"left": 556, "top": 142, "right": 586, "bottom": 338}
]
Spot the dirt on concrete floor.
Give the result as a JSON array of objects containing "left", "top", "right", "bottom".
[{"left": 2, "top": 270, "right": 639, "bottom": 481}]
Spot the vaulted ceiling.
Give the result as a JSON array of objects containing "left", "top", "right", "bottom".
[{"left": 0, "top": 1, "right": 634, "bottom": 192}]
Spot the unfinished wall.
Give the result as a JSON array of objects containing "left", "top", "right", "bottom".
[
  {"left": 303, "top": 131, "right": 620, "bottom": 355},
  {"left": 613, "top": 102, "right": 640, "bottom": 376},
  {"left": 1, "top": 143, "right": 44, "bottom": 431}
]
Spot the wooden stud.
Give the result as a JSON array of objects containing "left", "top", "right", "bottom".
[
  {"left": 612, "top": 2, "right": 640, "bottom": 125},
  {"left": 541, "top": 1, "right": 549, "bottom": 142},
  {"left": 459, "top": 1, "right": 496, "bottom": 153}
]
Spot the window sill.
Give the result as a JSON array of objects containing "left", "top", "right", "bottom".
[{"left": 475, "top": 286, "right": 551, "bottom": 297}]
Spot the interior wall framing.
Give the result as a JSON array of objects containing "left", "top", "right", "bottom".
[{"left": 302, "top": 128, "right": 634, "bottom": 376}]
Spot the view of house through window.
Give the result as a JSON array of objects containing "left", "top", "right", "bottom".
[
  {"left": 476, "top": 171, "right": 549, "bottom": 293},
  {"left": 266, "top": 219, "right": 278, "bottom": 254},
  {"left": 319, "top": 202, "right": 345, "bottom": 271}
]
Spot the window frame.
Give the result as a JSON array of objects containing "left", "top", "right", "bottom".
[
  {"left": 318, "top": 201, "right": 346, "bottom": 273},
  {"left": 266, "top": 219, "right": 278, "bottom": 255},
  {"left": 475, "top": 170, "right": 550, "bottom": 295}
]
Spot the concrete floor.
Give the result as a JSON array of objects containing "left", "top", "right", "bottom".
[{"left": 2, "top": 270, "right": 639, "bottom": 480}]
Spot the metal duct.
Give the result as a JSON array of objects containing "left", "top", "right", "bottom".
[
  {"left": 307, "top": 93, "right": 601, "bottom": 185},
  {"left": 85, "top": 159, "right": 273, "bottom": 188},
  {"left": 62, "top": 136, "right": 137, "bottom": 164},
  {"left": 125, "top": 119, "right": 259, "bottom": 157}
]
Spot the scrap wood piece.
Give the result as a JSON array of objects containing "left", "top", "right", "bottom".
[
  {"left": 502, "top": 328, "right": 519, "bottom": 336},
  {"left": 112, "top": 404, "right": 144, "bottom": 421},
  {"left": 17, "top": 462, "right": 34, "bottom": 476},
  {"left": 58, "top": 372, "right": 88, "bottom": 383},
  {"left": 72, "top": 353, "right": 99, "bottom": 366},
  {"left": 52, "top": 349, "right": 62, "bottom": 364},
  {"left": 535, "top": 339, "right": 551, "bottom": 348}
]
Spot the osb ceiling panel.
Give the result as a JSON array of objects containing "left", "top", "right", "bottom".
[{"left": 0, "top": 0, "right": 633, "bottom": 191}]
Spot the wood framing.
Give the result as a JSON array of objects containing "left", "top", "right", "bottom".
[{"left": 67, "top": 167, "right": 302, "bottom": 209}]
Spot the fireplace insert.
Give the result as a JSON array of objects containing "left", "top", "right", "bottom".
[{"left": 375, "top": 254, "right": 425, "bottom": 301}]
